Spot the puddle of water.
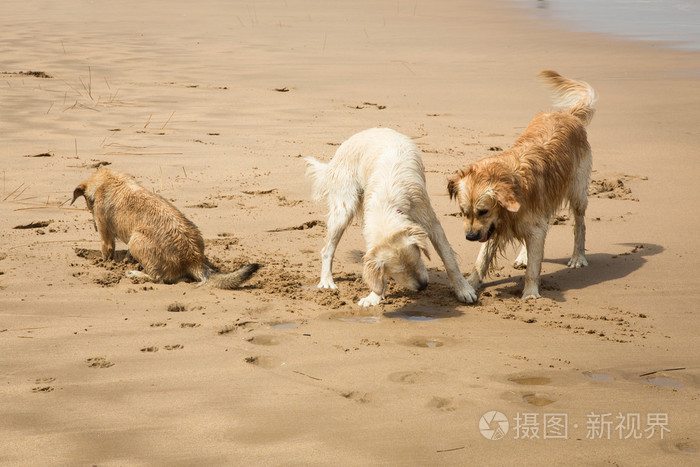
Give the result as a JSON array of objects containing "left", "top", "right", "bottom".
[
  {"left": 338, "top": 316, "right": 380, "bottom": 323},
  {"left": 523, "top": 393, "right": 555, "bottom": 406},
  {"left": 246, "top": 335, "right": 280, "bottom": 346},
  {"left": 676, "top": 442, "right": 696, "bottom": 453},
  {"left": 394, "top": 311, "right": 437, "bottom": 322},
  {"left": 645, "top": 376, "right": 683, "bottom": 389},
  {"left": 582, "top": 371, "right": 615, "bottom": 382},
  {"left": 509, "top": 376, "right": 551, "bottom": 386},
  {"left": 413, "top": 338, "right": 444, "bottom": 348},
  {"left": 268, "top": 322, "right": 299, "bottom": 330}
]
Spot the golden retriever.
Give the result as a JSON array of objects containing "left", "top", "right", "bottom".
[
  {"left": 72, "top": 168, "right": 259, "bottom": 288},
  {"left": 447, "top": 71, "right": 596, "bottom": 299},
  {"left": 306, "top": 128, "right": 477, "bottom": 306}
]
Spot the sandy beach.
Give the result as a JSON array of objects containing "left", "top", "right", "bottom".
[{"left": 1, "top": 0, "right": 699, "bottom": 464}]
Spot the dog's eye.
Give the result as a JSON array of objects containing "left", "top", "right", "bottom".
[{"left": 477, "top": 209, "right": 489, "bottom": 217}]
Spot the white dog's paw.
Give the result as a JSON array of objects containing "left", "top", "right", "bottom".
[
  {"left": 513, "top": 246, "right": 528, "bottom": 269},
  {"left": 358, "top": 291, "right": 383, "bottom": 307},
  {"left": 567, "top": 255, "right": 588, "bottom": 268},
  {"left": 521, "top": 288, "right": 541, "bottom": 300},
  {"left": 316, "top": 278, "right": 338, "bottom": 289},
  {"left": 454, "top": 278, "right": 478, "bottom": 304}
]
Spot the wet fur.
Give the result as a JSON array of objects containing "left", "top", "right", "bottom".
[
  {"left": 72, "top": 168, "right": 259, "bottom": 288},
  {"left": 306, "top": 127, "right": 477, "bottom": 306},
  {"left": 447, "top": 71, "right": 596, "bottom": 299}
]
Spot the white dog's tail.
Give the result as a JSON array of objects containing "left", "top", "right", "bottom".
[
  {"left": 304, "top": 157, "right": 330, "bottom": 201},
  {"left": 538, "top": 70, "right": 597, "bottom": 126}
]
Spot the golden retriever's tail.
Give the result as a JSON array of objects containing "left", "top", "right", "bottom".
[
  {"left": 538, "top": 70, "right": 597, "bottom": 126},
  {"left": 304, "top": 157, "right": 330, "bottom": 201},
  {"left": 207, "top": 263, "right": 260, "bottom": 289}
]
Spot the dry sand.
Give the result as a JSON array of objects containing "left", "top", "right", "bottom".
[{"left": 1, "top": 0, "right": 699, "bottom": 464}]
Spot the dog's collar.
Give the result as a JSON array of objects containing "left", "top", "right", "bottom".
[{"left": 396, "top": 208, "right": 404, "bottom": 215}]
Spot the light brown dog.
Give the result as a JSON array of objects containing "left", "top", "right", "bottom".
[
  {"left": 447, "top": 71, "right": 596, "bottom": 299},
  {"left": 72, "top": 168, "right": 259, "bottom": 288}
]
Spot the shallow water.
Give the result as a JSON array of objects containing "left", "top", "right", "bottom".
[
  {"left": 412, "top": 338, "right": 445, "bottom": 348},
  {"left": 644, "top": 376, "right": 683, "bottom": 388},
  {"left": 337, "top": 316, "right": 381, "bottom": 323},
  {"left": 509, "top": 376, "right": 552, "bottom": 385},
  {"left": 393, "top": 311, "right": 437, "bottom": 322},
  {"left": 582, "top": 371, "right": 615, "bottom": 382},
  {"left": 508, "top": 0, "right": 700, "bottom": 51}
]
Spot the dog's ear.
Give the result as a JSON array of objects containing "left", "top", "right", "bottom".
[
  {"left": 71, "top": 183, "right": 87, "bottom": 206},
  {"left": 362, "top": 249, "right": 386, "bottom": 294},
  {"left": 406, "top": 226, "right": 431, "bottom": 261},
  {"left": 495, "top": 184, "right": 521, "bottom": 213},
  {"left": 447, "top": 175, "right": 460, "bottom": 201}
]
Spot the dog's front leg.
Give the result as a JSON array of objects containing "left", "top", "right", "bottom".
[
  {"left": 96, "top": 219, "right": 115, "bottom": 261},
  {"left": 429, "top": 223, "right": 477, "bottom": 304},
  {"left": 522, "top": 227, "right": 547, "bottom": 299},
  {"left": 467, "top": 239, "right": 497, "bottom": 290}
]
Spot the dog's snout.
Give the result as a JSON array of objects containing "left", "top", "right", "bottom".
[
  {"left": 465, "top": 231, "right": 481, "bottom": 242},
  {"left": 417, "top": 279, "right": 428, "bottom": 291}
]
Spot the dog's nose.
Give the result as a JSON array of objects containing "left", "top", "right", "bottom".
[
  {"left": 465, "top": 231, "right": 481, "bottom": 242},
  {"left": 417, "top": 279, "right": 428, "bottom": 291}
]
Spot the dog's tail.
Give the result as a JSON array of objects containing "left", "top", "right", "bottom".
[
  {"left": 206, "top": 263, "right": 260, "bottom": 289},
  {"left": 304, "top": 157, "right": 330, "bottom": 201},
  {"left": 538, "top": 70, "right": 597, "bottom": 126}
]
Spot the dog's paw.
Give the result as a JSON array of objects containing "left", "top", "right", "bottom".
[
  {"left": 126, "top": 270, "right": 149, "bottom": 279},
  {"left": 316, "top": 278, "right": 338, "bottom": 289},
  {"left": 513, "top": 248, "right": 528, "bottom": 270},
  {"left": 567, "top": 255, "right": 588, "bottom": 268},
  {"left": 521, "top": 288, "right": 541, "bottom": 300},
  {"left": 358, "top": 292, "right": 383, "bottom": 307},
  {"left": 454, "top": 279, "right": 478, "bottom": 304}
]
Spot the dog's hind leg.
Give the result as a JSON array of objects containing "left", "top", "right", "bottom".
[
  {"left": 126, "top": 270, "right": 154, "bottom": 281},
  {"left": 318, "top": 202, "right": 355, "bottom": 289},
  {"left": 522, "top": 224, "right": 547, "bottom": 299},
  {"left": 568, "top": 202, "right": 588, "bottom": 268},
  {"left": 126, "top": 231, "right": 165, "bottom": 283},
  {"left": 568, "top": 156, "right": 590, "bottom": 268},
  {"left": 428, "top": 222, "right": 477, "bottom": 303}
]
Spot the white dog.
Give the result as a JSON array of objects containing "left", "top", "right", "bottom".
[{"left": 305, "top": 128, "right": 477, "bottom": 306}]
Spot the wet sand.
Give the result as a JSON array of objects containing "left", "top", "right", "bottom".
[{"left": 1, "top": 0, "right": 699, "bottom": 464}]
